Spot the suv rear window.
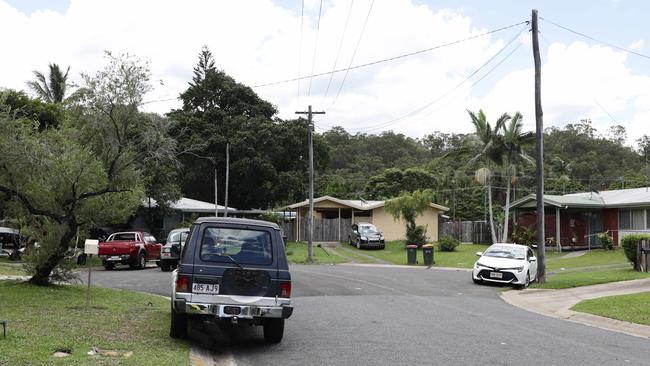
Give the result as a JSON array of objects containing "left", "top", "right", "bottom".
[
  {"left": 200, "top": 227, "right": 273, "bottom": 265},
  {"left": 109, "top": 233, "right": 137, "bottom": 241}
]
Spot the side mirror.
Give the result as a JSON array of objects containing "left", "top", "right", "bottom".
[
  {"left": 530, "top": 256, "right": 537, "bottom": 262},
  {"left": 475, "top": 251, "right": 483, "bottom": 257}
]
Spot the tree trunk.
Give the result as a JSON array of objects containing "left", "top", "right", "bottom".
[
  {"left": 28, "top": 223, "right": 76, "bottom": 286},
  {"left": 502, "top": 176, "right": 512, "bottom": 243},
  {"left": 487, "top": 184, "right": 497, "bottom": 244}
]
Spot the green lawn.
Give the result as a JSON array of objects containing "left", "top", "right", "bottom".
[
  {"left": 0, "top": 263, "right": 26, "bottom": 276},
  {"left": 572, "top": 292, "right": 650, "bottom": 326},
  {"left": 0, "top": 281, "right": 190, "bottom": 366},
  {"left": 532, "top": 268, "right": 650, "bottom": 289},
  {"left": 545, "top": 249, "right": 630, "bottom": 270},
  {"left": 285, "top": 242, "right": 348, "bottom": 264},
  {"left": 344, "top": 241, "right": 490, "bottom": 268}
]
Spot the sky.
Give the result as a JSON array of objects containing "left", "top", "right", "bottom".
[{"left": 1, "top": 0, "right": 649, "bottom": 146}]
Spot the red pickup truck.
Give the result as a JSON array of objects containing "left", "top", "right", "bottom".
[{"left": 98, "top": 231, "right": 162, "bottom": 270}]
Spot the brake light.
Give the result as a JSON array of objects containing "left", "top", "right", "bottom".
[
  {"left": 176, "top": 275, "right": 190, "bottom": 293},
  {"left": 280, "top": 281, "right": 292, "bottom": 298}
]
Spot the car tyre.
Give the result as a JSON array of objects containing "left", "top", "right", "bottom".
[
  {"left": 356, "top": 240, "right": 361, "bottom": 250},
  {"left": 9, "top": 250, "right": 21, "bottom": 261},
  {"left": 160, "top": 260, "right": 171, "bottom": 272},
  {"left": 472, "top": 277, "right": 482, "bottom": 285},
  {"left": 131, "top": 252, "right": 146, "bottom": 269},
  {"left": 103, "top": 262, "right": 115, "bottom": 271},
  {"left": 169, "top": 307, "right": 188, "bottom": 339},
  {"left": 263, "top": 318, "right": 284, "bottom": 344}
]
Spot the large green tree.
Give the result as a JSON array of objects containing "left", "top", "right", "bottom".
[
  {"left": 170, "top": 46, "right": 327, "bottom": 209},
  {"left": 0, "top": 53, "right": 179, "bottom": 285}
]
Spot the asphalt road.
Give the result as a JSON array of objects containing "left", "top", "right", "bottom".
[{"left": 85, "top": 264, "right": 650, "bottom": 366}]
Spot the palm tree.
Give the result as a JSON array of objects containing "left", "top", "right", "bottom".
[
  {"left": 467, "top": 109, "right": 509, "bottom": 244},
  {"left": 500, "top": 112, "right": 534, "bottom": 241},
  {"left": 467, "top": 110, "right": 534, "bottom": 243},
  {"left": 26, "top": 63, "right": 71, "bottom": 104}
]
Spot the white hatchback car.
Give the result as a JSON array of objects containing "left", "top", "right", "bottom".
[{"left": 472, "top": 243, "right": 537, "bottom": 288}]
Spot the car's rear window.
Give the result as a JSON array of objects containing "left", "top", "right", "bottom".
[
  {"left": 200, "top": 227, "right": 273, "bottom": 265},
  {"left": 109, "top": 233, "right": 137, "bottom": 241}
]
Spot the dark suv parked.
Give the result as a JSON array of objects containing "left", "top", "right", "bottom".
[{"left": 170, "top": 217, "right": 293, "bottom": 343}]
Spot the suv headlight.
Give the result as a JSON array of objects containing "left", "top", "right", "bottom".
[
  {"left": 475, "top": 261, "right": 487, "bottom": 268},
  {"left": 361, "top": 236, "right": 368, "bottom": 241}
]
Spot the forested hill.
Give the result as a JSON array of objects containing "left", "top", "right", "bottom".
[{"left": 315, "top": 120, "right": 649, "bottom": 221}]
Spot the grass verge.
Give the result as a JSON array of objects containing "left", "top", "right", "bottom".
[
  {"left": 545, "top": 249, "right": 630, "bottom": 270},
  {"left": 531, "top": 268, "right": 650, "bottom": 289},
  {"left": 572, "top": 292, "right": 650, "bottom": 326},
  {"left": 285, "top": 242, "right": 348, "bottom": 264},
  {"left": 0, "top": 263, "right": 26, "bottom": 276},
  {"left": 343, "top": 241, "right": 490, "bottom": 268},
  {"left": 0, "top": 280, "right": 189, "bottom": 366}
]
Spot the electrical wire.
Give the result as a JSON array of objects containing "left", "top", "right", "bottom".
[
  {"left": 540, "top": 17, "right": 650, "bottom": 60},
  {"left": 297, "top": 0, "right": 305, "bottom": 103},
  {"left": 342, "top": 25, "right": 527, "bottom": 133},
  {"left": 253, "top": 21, "right": 527, "bottom": 88},
  {"left": 322, "top": 0, "right": 355, "bottom": 101},
  {"left": 327, "top": 0, "right": 375, "bottom": 110},
  {"left": 307, "top": 0, "right": 325, "bottom": 96}
]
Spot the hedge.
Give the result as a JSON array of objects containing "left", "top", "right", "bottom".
[{"left": 620, "top": 234, "right": 650, "bottom": 266}]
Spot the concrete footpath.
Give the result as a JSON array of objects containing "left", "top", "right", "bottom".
[{"left": 501, "top": 278, "right": 650, "bottom": 339}]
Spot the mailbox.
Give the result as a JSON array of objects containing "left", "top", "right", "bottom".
[{"left": 84, "top": 239, "right": 99, "bottom": 255}]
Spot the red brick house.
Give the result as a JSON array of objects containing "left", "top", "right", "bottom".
[{"left": 509, "top": 187, "right": 650, "bottom": 250}]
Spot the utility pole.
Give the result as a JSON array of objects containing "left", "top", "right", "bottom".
[
  {"left": 214, "top": 163, "right": 219, "bottom": 217},
  {"left": 296, "top": 105, "right": 325, "bottom": 262},
  {"left": 224, "top": 143, "right": 230, "bottom": 217},
  {"left": 532, "top": 9, "right": 546, "bottom": 283}
]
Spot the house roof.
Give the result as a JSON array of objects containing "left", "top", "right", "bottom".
[
  {"left": 143, "top": 197, "right": 236, "bottom": 213},
  {"left": 509, "top": 187, "right": 650, "bottom": 210},
  {"left": 194, "top": 217, "right": 280, "bottom": 230},
  {"left": 285, "top": 195, "right": 449, "bottom": 211}
]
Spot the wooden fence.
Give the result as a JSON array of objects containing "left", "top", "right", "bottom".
[
  {"left": 440, "top": 221, "right": 491, "bottom": 243},
  {"left": 281, "top": 218, "right": 353, "bottom": 242}
]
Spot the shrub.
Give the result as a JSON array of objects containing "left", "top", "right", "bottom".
[
  {"left": 406, "top": 225, "right": 427, "bottom": 247},
  {"left": 596, "top": 232, "right": 614, "bottom": 250},
  {"left": 620, "top": 234, "right": 650, "bottom": 266},
  {"left": 438, "top": 235, "right": 460, "bottom": 252}
]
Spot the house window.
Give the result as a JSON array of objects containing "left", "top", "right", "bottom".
[
  {"left": 620, "top": 209, "right": 646, "bottom": 230},
  {"left": 632, "top": 210, "right": 645, "bottom": 230},
  {"left": 619, "top": 210, "right": 631, "bottom": 229}
]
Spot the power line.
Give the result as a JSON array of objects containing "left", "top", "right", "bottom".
[
  {"left": 252, "top": 21, "right": 527, "bottom": 88},
  {"left": 297, "top": 0, "right": 305, "bottom": 103},
  {"left": 342, "top": 25, "right": 527, "bottom": 133},
  {"left": 327, "top": 0, "right": 375, "bottom": 110},
  {"left": 322, "top": 0, "right": 355, "bottom": 101},
  {"left": 540, "top": 17, "right": 650, "bottom": 60},
  {"left": 307, "top": 0, "right": 325, "bottom": 96}
]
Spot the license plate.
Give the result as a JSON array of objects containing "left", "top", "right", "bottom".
[
  {"left": 161, "top": 253, "right": 172, "bottom": 258},
  {"left": 110, "top": 256, "right": 121, "bottom": 260},
  {"left": 192, "top": 283, "right": 219, "bottom": 295},
  {"left": 490, "top": 272, "right": 503, "bottom": 279}
]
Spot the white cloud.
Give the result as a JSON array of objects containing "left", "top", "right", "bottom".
[
  {"left": 629, "top": 39, "right": 644, "bottom": 51},
  {"left": 1, "top": 0, "right": 648, "bottom": 147}
]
